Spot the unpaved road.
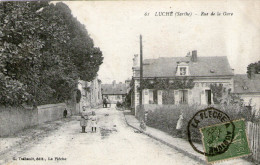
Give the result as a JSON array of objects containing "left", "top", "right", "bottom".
[{"left": 3, "top": 107, "right": 200, "bottom": 165}]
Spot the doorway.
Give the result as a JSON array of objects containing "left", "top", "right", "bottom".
[{"left": 205, "top": 90, "right": 212, "bottom": 105}]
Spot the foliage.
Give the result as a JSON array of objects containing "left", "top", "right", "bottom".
[
  {"left": 0, "top": 2, "right": 103, "bottom": 106},
  {"left": 247, "top": 61, "right": 260, "bottom": 78},
  {"left": 0, "top": 73, "right": 32, "bottom": 105},
  {"left": 210, "top": 84, "right": 242, "bottom": 105},
  {"left": 144, "top": 105, "right": 205, "bottom": 142},
  {"left": 162, "top": 90, "right": 175, "bottom": 104},
  {"left": 116, "top": 101, "right": 123, "bottom": 108},
  {"left": 144, "top": 104, "right": 258, "bottom": 144},
  {"left": 210, "top": 84, "right": 226, "bottom": 104},
  {"left": 122, "top": 89, "right": 132, "bottom": 109},
  {"left": 138, "top": 77, "right": 195, "bottom": 91}
]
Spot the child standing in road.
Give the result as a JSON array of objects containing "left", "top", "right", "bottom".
[
  {"left": 90, "top": 111, "right": 97, "bottom": 133},
  {"left": 80, "top": 108, "right": 88, "bottom": 133}
]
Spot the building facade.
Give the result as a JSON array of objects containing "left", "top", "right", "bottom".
[
  {"left": 131, "top": 50, "right": 235, "bottom": 115},
  {"left": 86, "top": 78, "right": 102, "bottom": 107},
  {"left": 101, "top": 81, "right": 127, "bottom": 104},
  {"left": 77, "top": 77, "right": 102, "bottom": 113},
  {"left": 233, "top": 74, "right": 260, "bottom": 114}
]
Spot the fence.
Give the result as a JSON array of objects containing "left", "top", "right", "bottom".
[{"left": 247, "top": 121, "right": 260, "bottom": 163}]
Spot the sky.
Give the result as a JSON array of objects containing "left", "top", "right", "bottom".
[{"left": 63, "top": 1, "right": 260, "bottom": 84}]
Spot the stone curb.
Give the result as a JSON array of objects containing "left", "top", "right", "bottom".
[{"left": 123, "top": 112, "right": 207, "bottom": 165}]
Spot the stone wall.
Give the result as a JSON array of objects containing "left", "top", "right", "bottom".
[
  {"left": 0, "top": 106, "right": 38, "bottom": 137},
  {"left": 37, "top": 103, "right": 67, "bottom": 124},
  {"left": 0, "top": 103, "right": 68, "bottom": 137}
]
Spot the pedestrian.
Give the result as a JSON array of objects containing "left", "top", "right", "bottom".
[
  {"left": 63, "top": 108, "right": 68, "bottom": 118},
  {"left": 106, "top": 97, "right": 110, "bottom": 108},
  {"left": 103, "top": 97, "right": 107, "bottom": 108},
  {"left": 176, "top": 112, "right": 184, "bottom": 138},
  {"left": 80, "top": 108, "right": 88, "bottom": 133},
  {"left": 90, "top": 111, "right": 97, "bottom": 133}
]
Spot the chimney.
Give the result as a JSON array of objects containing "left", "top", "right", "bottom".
[
  {"left": 250, "top": 66, "right": 255, "bottom": 79},
  {"left": 112, "top": 80, "right": 116, "bottom": 87},
  {"left": 186, "top": 51, "right": 191, "bottom": 57},
  {"left": 191, "top": 50, "right": 197, "bottom": 62}
]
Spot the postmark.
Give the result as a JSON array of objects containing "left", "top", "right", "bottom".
[
  {"left": 187, "top": 107, "right": 235, "bottom": 156},
  {"left": 200, "top": 119, "right": 251, "bottom": 163}
]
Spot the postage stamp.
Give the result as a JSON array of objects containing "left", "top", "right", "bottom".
[
  {"left": 200, "top": 119, "right": 251, "bottom": 163},
  {"left": 187, "top": 107, "right": 235, "bottom": 156}
]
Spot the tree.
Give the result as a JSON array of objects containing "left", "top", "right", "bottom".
[
  {"left": 247, "top": 61, "right": 260, "bottom": 78},
  {"left": 0, "top": 2, "right": 103, "bottom": 106}
]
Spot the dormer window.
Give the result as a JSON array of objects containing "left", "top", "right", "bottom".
[
  {"left": 180, "top": 67, "right": 187, "bottom": 75},
  {"left": 176, "top": 61, "right": 190, "bottom": 76}
]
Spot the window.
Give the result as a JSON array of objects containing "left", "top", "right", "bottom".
[
  {"left": 149, "top": 90, "right": 158, "bottom": 104},
  {"left": 176, "top": 62, "right": 189, "bottom": 76},
  {"left": 179, "top": 90, "right": 188, "bottom": 104},
  {"left": 180, "top": 67, "right": 187, "bottom": 75},
  {"left": 153, "top": 90, "right": 158, "bottom": 104},
  {"left": 149, "top": 90, "right": 154, "bottom": 104}
]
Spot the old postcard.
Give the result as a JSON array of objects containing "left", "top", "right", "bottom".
[{"left": 0, "top": 0, "right": 259, "bottom": 165}]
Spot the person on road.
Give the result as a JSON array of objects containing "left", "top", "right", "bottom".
[
  {"left": 106, "top": 97, "right": 111, "bottom": 108},
  {"left": 103, "top": 97, "right": 107, "bottom": 108},
  {"left": 63, "top": 108, "right": 68, "bottom": 118},
  {"left": 90, "top": 111, "right": 97, "bottom": 133},
  {"left": 176, "top": 112, "right": 184, "bottom": 137},
  {"left": 80, "top": 108, "right": 88, "bottom": 133}
]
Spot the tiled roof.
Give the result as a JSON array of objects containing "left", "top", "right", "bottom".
[
  {"left": 101, "top": 83, "right": 127, "bottom": 95},
  {"left": 233, "top": 74, "right": 260, "bottom": 94},
  {"left": 134, "top": 56, "right": 234, "bottom": 77}
]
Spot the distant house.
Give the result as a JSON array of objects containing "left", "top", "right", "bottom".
[
  {"left": 101, "top": 81, "right": 127, "bottom": 104},
  {"left": 233, "top": 74, "right": 260, "bottom": 113},
  {"left": 131, "top": 50, "right": 234, "bottom": 114}
]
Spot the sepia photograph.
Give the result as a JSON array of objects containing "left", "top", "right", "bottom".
[{"left": 0, "top": 0, "right": 259, "bottom": 164}]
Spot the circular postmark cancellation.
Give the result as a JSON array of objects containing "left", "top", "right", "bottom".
[{"left": 187, "top": 107, "right": 235, "bottom": 157}]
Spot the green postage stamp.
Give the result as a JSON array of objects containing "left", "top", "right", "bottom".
[{"left": 200, "top": 119, "right": 251, "bottom": 163}]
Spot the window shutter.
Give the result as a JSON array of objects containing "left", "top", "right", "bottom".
[{"left": 174, "top": 90, "right": 179, "bottom": 105}]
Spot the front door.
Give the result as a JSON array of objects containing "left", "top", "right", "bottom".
[
  {"left": 205, "top": 90, "right": 212, "bottom": 105},
  {"left": 153, "top": 90, "right": 158, "bottom": 104}
]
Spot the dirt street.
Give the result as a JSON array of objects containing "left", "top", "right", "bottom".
[{"left": 4, "top": 107, "right": 200, "bottom": 165}]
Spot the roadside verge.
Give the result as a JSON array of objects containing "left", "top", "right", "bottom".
[{"left": 123, "top": 110, "right": 253, "bottom": 165}]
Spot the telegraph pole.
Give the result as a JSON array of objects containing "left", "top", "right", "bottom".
[{"left": 139, "top": 35, "right": 143, "bottom": 106}]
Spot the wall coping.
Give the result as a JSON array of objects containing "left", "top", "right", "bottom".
[{"left": 37, "top": 103, "right": 66, "bottom": 110}]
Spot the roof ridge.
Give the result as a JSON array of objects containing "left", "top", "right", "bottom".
[{"left": 144, "top": 56, "right": 228, "bottom": 60}]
